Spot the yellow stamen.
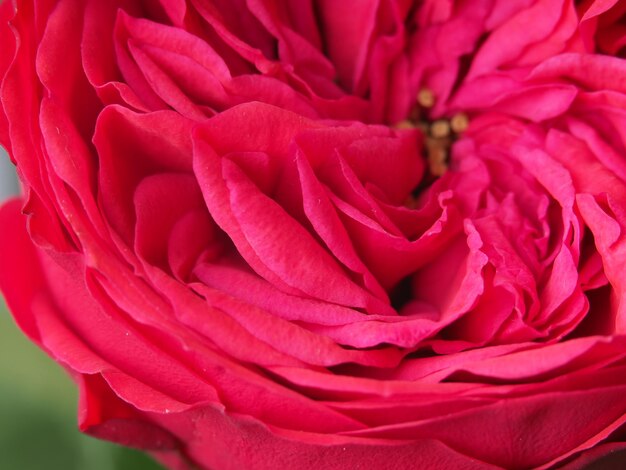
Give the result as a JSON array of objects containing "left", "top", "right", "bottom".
[
  {"left": 417, "top": 88, "right": 435, "bottom": 108},
  {"left": 394, "top": 119, "right": 417, "bottom": 130},
  {"left": 430, "top": 119, "right": 451, "bottom": 139},
  {"left": 426, "top": 137, "right": 449, "bottom": 177},
  {"left": 450, "top": 112, "right": 469, "bottom": 133}
]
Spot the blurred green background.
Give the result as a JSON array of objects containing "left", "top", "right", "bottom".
[{"left": 0, "top": 297, "right": 163, "bottom": 470}]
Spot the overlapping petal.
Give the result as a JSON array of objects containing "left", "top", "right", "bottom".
[{"left": 2, "top": 1, "right": 626, "bottom": 469}]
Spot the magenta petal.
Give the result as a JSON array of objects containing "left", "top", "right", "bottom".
[
  {"left": 530, "top": 53, "right": 626, "bottom": 94},
  {"left": 3, "top": 2, "right": 626, "bottom": 469},
  {"left": 94, "top": 106, "right": 193, "bottom": 241},
  {"left": 133, "top": 173, "right": 205, "bottom": 268}
]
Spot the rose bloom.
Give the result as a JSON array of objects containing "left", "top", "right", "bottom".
[{"left": 3, "top": 0, "right": 626, "bottom": 468}]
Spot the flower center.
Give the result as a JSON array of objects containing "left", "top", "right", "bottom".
[{"left": 395, "top": 88, "right": 469, "bottom": 177}]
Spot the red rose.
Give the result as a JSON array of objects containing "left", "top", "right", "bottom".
[{"left": 2, "top": 0, "right": 626, "bottom": 468}]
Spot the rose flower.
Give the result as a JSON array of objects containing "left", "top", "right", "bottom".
[{"left": 2, "top": 0, "right": 626, "bottom": 469}]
